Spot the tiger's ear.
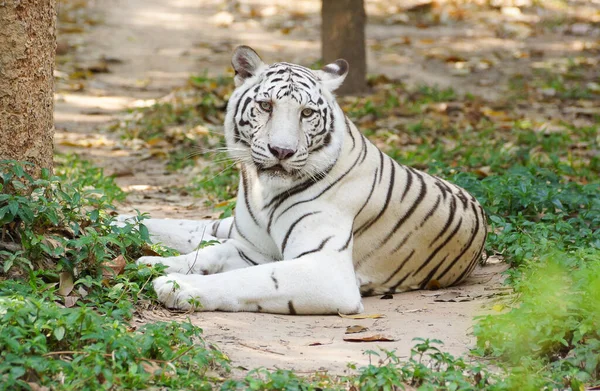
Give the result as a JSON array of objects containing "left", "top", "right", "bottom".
[
  {"left": 231, "top": 46, "right": 266, "bottom": 87},
  {"left": 314, "top": 59, "right": 349, "bottom": 92}
]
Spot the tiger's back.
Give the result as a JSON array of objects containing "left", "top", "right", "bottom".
[{"left": 343, "top": 121, "right": 487, "bottom": 294}]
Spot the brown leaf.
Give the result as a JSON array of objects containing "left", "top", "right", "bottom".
[
  {"left": 425, "top": 279, "right": 442, "bottom": 290},
  {"left": 433, "top": 292, "right": 474, "bottom": 302},
  {"left": 26, "top": 383, "right": 49, "bottom": 391},
  {"left": 141, "top": 361, "right": 166, "bottom": 377},
  {"left": 64, "top": 296, "right": 79, "bottom": 308},
  {"left": 339, "top": 313, "right": 386, "bottom": 319},
  {"left": 343, "top": 334, "right": 396, "bottom": 342},
  {"left": 58, "top": 271, "right": 74, "bottom": 296},
  {"left": 102, "top": 255, "right": 126, "bottom": 279},
  {"left": 308, "top": 340, "right": 333, "bottom": 346},
  {"left": 345, "top": 325, "right": 369, "bottom": 334},
  {"left": 141, "top": 245, "right": 161, "bottom": 257}
]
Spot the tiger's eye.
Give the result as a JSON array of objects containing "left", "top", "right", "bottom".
[
  {"left": 259, "top": 101, "right": 272, "bottom": 112},
  {"left": 301, "top": 108, "right": 314, "bottom": 117}
]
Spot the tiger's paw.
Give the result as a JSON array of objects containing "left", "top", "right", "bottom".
[{"left": 153, "top": 274, "right": 217, "bottom": 311}]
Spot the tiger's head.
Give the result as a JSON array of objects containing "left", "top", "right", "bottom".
[{"left": 225, "top": 45, "right": 348, "bottom": 185}]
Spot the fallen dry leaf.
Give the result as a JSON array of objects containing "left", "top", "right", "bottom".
[
  {"left": 58, "top": 271, "right": 74, "bottom": 296},
  {"left": 141, "top": 245, "right": 161, "bottom": 257},
  {"left": 26, "top": 382, "right": 49, "bottom": 391},
  {"left": 433, "top": 292, "right": 474, "bottom": 302},
  {"left": 308, "top": 340, "right": 333, "bottom": 346},
  {"left": 338, "top": 313, "right": 386, "bottom": 319},
  {"left": 64, "top": 296, "right": 79, "bottom": 308},
  {"left": 102, "top": 255, "right": 127, "bottom": 278},
  {"left": 343, "top": 334, "right": 396, "bottom": 343},
  {"left": 425, "top": 279, "right": 442, "bottom": 290},
  {"left": 141, "top": 361, "right": 165, "bottom": 377},
  {"left": 345, "top": 325, "right": 369, "bottom": 334}
]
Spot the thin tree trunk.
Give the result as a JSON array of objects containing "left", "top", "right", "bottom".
[
  {"left": 0, "top": 0, "right": 56, "bottom": 176},
  {"left": 321, "top": 0, "right": 367, "bottom": 95}
]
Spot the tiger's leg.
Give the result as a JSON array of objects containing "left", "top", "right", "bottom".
[
  {"left": 148, "top": 214, "right": 363, "bottom": 314},
  {"left": 151, "top": 249, "right": 363, "bottom": 314},
  {"left": 117, "top": 215, "right": 234, "bottom": 253},
  {"left": 137, "top": 238, "right": 269, "bottom": 275}
]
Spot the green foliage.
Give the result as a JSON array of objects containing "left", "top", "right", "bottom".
[
  {"left": 0, "top": 289, "right": 228, "bottom": 390},
  {"left": 0, "top": 159, "right": 148, "bottom": 276},
  {"left": 0, "top": 159, "right": 230, "bottom": 390},
  {"left": 355, "top": 339, "right": 495, "bottom": 391},
  {"left": 450, "top": 166, "right": 599, "bottom": 266},
  {"left": 474, "top": 250, "right": 600, "bottom": 389}
]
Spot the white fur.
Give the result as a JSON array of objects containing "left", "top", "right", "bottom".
[{"left": 135, "top": 47, "right": 486, "bottom": 315}]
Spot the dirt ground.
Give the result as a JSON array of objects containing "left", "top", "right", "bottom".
[{"left": 53, "top": 0, "right": 597, "bottom": 373}]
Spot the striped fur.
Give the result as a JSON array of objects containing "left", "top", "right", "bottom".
[{"left": 136, "top": 46, "right": 487, "bottom": 314}]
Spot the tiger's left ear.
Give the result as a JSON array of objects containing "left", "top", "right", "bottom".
[
  {"left": 314, "top": 59, "right": 349, "bottom": 92},
  {"left": 232, "top": 46, "right": 266, "bottom": 87}
]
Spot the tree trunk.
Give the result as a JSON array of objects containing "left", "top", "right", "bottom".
[
  {"left": 321, "top": 0, "right": 367, "bottom": 96},
  {"left": 0, "top": 0, "right": 56, "bottom": 176}
]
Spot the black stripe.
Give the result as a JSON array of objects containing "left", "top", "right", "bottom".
[
  {"left": 419, "top": 254, "right": 449, "bottom": 289},
  {"left": 227, "top": 219, "right": 234, "bottom": 238},
  {"left": 390, "top": 231, "right": 412, "bottom": 254},
  {"left": 420, "top": 195, "right": 442, "bottom": 228},
  {"left": 288, "top": 300, "right": 297, "bottom": 315},
  {"left": 355, "top": 158, "right": 395, "bottom": 236},
  {"left": 232, "top": 218, "right": 250, "bottom": 243},
  {"left": 281, "top": 212, "right": 320, "bottom": 256},
  {"left": 434, "top": 181, "right": 450, "bottom": 200},
  {"left": 430, "top": 196, "right": 457, "bottom": 246},
  {"left": 413, "top": 217, "right": 463, "bottom": 276},
  {"left": 383, "top": 249, "right": 415, "bottom": 286},
  {"left": 454, "top": 240, "right": 485, "bottom": 285},
  {"left": 295, "top": 236, "right": 333, "bottom": 258},
  {"left": 271, "top": 271, "right": 279, "bottom": 289},
  {"left": 241, "top": 168, "right": 259, "bottom": 226},
  {"left": 353, "top": 167, "right": 379, "bottom": 224},
  {"left": 339, "top": 231, "right": 353, "bottom": 251},
  {"left": 377, "top": 149, "right": 385, "bottom": 183},
  {"left": 400, "top": 168, "right": 414, "bottom": 202},
  {"left": 359, "top": 135, "right": 369, "bottom": 164},
  {"left": 345, "top": 117, "right": 356, "bottom": 151},
  {"left": 380, "top": 171, "right": 427, "bottom": 246},
  {"left": 237, "top": 248, "right": 258, "bottom": 266},
  {"left": 212, "top": 220, "right": 221, "bottom": 237},
  {"left": 239, "top": 96, "right": 253, "bottom": 126},
  {"left": 437, "top": 203, "right": 481, "bottom": 283}
]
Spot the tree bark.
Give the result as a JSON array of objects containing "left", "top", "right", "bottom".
[
  {"left": 321, "top": 0, "right": 367, "bottom": 96},
  {"left": 0, "top": 0, "right": 56, "bottom": 176}
]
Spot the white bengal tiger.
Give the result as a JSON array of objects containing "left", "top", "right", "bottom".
[{"left": 135, "top": 45, "right": 487, "bottom": 315}]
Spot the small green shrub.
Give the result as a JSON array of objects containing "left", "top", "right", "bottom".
[{"left": 0, "top": 290, "right": 228, "bottom": 391}]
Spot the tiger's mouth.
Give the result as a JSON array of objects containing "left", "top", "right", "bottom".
[{"left": 256, "top": 163, "right": 299, "bottom": 177}]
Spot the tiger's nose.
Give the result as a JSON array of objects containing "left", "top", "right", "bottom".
[{"left": 268, "top": 145, "right": 296, "bottom": 160}]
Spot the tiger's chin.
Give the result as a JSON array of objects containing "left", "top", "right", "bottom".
[{"left": 255, "top": 164, "right": 302, "bottom": 184}]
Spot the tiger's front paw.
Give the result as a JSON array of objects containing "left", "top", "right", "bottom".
[{"left": 153, "top": 274, "right": 219, "bottom": 311}]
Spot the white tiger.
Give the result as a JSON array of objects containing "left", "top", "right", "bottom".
[{"left": 136, "top": 45, "right": 487, "bottom": 315}]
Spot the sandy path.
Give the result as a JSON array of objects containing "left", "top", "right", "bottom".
[{"left": 54, "top": 0, "right": 514, "bottom": 373}]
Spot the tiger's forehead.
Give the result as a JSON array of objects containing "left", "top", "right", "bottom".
[{"left": 256, "top": 62, "right": 323, "bottom": 105}]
